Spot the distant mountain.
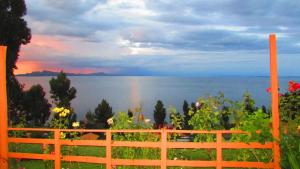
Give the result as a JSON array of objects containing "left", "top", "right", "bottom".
[{"left": 17, "top": 70, "right": 107, "bottom": 76}]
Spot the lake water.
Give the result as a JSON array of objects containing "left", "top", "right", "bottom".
[{"left": 17, "top": 76, "right": 300, "bottom": 120}]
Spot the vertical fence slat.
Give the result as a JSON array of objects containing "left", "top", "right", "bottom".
[
  {"left": 106, "top": 131, "right": 112, "bottom": 169},
  {"left": 161, "top": 129, "right": 167, "bottom": 169},
  {"left": 0, "top": 46, "right": 8, "bottom": 169},
  {"left": 269, "top": 34, "right": 281, "bottom": 169},
  {"left": 216, "top": 132, "right": 222, "bottom": 169},
  {"left": 54, "top": 130, "right": 61, "bottom": 169}
]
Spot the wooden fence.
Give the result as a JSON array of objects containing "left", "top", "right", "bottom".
[{"left": 7, "top": 128, "right": 275, "bottom": 169}]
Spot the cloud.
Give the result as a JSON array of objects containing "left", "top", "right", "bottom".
[{"left": 18, "top": 0, "right": 300, "bottom": 75}]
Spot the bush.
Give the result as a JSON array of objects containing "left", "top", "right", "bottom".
[{"left": 278, "top": 81, "right": 300, "bottom": 169}]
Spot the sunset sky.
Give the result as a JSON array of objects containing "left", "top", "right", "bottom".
[{"left": 16, "top": 0, "right": 300, "bottom": 76}]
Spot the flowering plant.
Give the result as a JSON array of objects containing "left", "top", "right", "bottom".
[
  {"left": 50, "top": 107, "right": 72, "bottom": 129},
  {"left": 279, "top": 81, "right": 300, "bottom": 168}
]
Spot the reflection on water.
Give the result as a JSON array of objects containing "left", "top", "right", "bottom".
[
  {"left": 130, "top": 77, "right": 141, "bottom": 111},
  {"left": 17, "top": 76, "right": 300, "bottom": 120}
]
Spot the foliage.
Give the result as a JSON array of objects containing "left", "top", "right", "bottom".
[
  {"left": 220, "top": 106, "right": 231, "bottom": 130},
  {"left": 22, "top": 84, "right": 51, "bottom": 127},
  {"left": 85, "top": 99, "right": 114, "bottom": 129},
  {"left": 49, "top": 107, "right": 72, "bottom": 129},
  {"left": 49, "top": 71, "right": 77, "bottom": 127},
  {"left": 127, "top": 109, "right": 133, "bottom": 118},
  {"left": 183, "top": 100, "right": 192, "bottom": 129},
  {"left": 49, "top": 71, "right": 76, "bottom": 108},
  {"left": 95, "top": 99, "right": 114, "bottom": 128},
  {"left": 110, "top": 112, "right": 160, "bottom": 160},
  {"left": 168, "top": 106, "right": 184, "bottom": 130},
  {"left": 188, "top": 94, "right": 225, "bottom": 142},
  {"left": 153, "top": 100, "right": 166, "bottom": 128},
  {"left": 230, "top": 109, "right": 273, "bottom": 143},
  {"left": 242, "top": 91, "right": 257, "bottom": 114},
  {"left": 0, "top": 0, "right": 31, "bottom": 125},
  {"left": 110, "top": 112, "right": 152, "bottom": 131},
  {"left": 280, "top": 83, "right": 300, "bottom": 122},
  {"left": 226, "top": 109, "right": 273, "bottom": 163},
  {"left": 84, "top": 110, "right": 96, "bottom": 129},
  {"left": 281, "top": 134, "right": 300, "bottom": 169},
  {"left": 279, "top": 81, "right": 300, "bottom": 169}
]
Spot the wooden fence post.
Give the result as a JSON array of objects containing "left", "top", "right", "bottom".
[
  {"left": 106, "top": 131, "right": 112, "bottom": 169},
  {"left": 216, "top": 132, "right": 222, "bottom": 169},
  {"left": 54, "top": 130, "right": 61, "bottom": 169},
  {"left": 269, "top": 34, "right": 281, "bottom": 169},
  {"left": 0, "top": 46, "right": 8, "bottom": 169},
  {"left": 161, "top": 129, "right": 167, "bottom": 169}
]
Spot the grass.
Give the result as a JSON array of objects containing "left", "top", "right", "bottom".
[{"left": 8, "top": 143, "right": 273, "bottom": 169}]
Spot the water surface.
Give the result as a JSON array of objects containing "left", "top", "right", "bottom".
[{"left": 17, "top": 76, "right": 300, "bottom": 120}]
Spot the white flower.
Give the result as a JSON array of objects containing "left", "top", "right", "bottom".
[
  {"left": 173, "top": 157, "right": 178, "bottom": 160},
  {"left": 195, "top": 102, "right": 200, "bottom": 108},
  {"left": 144, "top": 119, "right": 151, "bottom": 123},
  {"left": 107, "top": 118, "right": 114, "bottom": 125},
  {"left": 72, "top": 122, "right": 80, "bottom": 128}
]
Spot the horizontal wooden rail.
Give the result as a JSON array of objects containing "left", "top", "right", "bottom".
[
  {"left": 7, "top": 128, "right": 275, "bottom": 169},
  {"left": 8, "top": 128, "right": 249, "bottom": 134}
]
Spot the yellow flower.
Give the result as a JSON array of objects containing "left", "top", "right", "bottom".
[
  {"left": 60, "top": 132, "right": 66, "bottom": 139},
  {"left": 52, "top": 107, "right": 61, "bottom": 113},
  {"left": 59, "top": 112, "right": 67, "bottom": 117},
  {"left": 63, "top": 109, "right": 70, "bottom": 114},
  {"left": 72, "top": 122, "right": 80, "bottom": 128}
]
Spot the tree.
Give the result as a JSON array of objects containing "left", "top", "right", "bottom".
[
  {"left": 183, "top": 100, "right": 192, "bottom": 129},
  {"left": 0, "top": 0, "right": 31, "bottom": 124},
  {"left": 22, "top": 85, "right": 51, "bottom": 127},
  {"left": 49, "top": 71, "right": 77, "bottom": 127},
  {"left": 242, "top": 91, "right": 257, "bottom": 114},
  {"left": 84, "top": 110, "right": 97, "bottom": 129},
  {"left": 127, "top": 109, "right": 133, "bottom": 118},
  {"left": 191, "top": 102, "right": 197, "bottom": 112},
  {"left": 153, "top": 100, "right": 166, "bottom": 128},
  {"left": 49, "top": 71, "right": 76, "bottom": 108},
  {"left": 220, "top": 106, "right": 231, "bottom": 130},
  {"left": 94, "top": 99, "right": 114, "bottom": 129}
]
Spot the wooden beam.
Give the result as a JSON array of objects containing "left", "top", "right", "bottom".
[
  {"left": 269, "top": 34, "right": 281, "bottom": 169},
  {"left": 0, "top": 46, "right": 8, "bottom": 169}
]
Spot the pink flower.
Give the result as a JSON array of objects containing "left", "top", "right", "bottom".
[{"left": 266, "top": 87, "right": 271, "bottom": 93}]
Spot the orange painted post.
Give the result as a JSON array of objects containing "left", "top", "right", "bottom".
[
  {"left": 106, "top": 131, "right": 112, "bottom": 169},
  {"left": 0, "top": 46, "right": 8, "bottom": 169},
  {"left": 161, "top": 129, "right": 167, "bottom": 169},
  {"left": 216, "top": 132, "right": 222, "bottom": 169},
  {"left": 54, "top": 130, "right": 61, "bottom": 169},
  {"left": 269, "top": 34, "right": 281, "bottom": 169}
]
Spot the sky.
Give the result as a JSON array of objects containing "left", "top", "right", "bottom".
[{"left": 15, "top": 0, "right": 300, "bottom": 76}]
